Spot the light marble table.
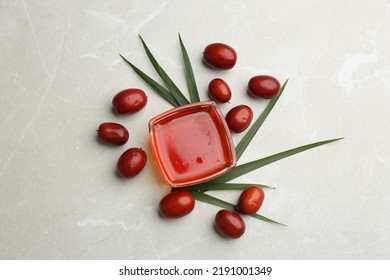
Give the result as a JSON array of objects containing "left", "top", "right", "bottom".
[{"left": 1, "top": 0, "right": 389, "bottom": 259}]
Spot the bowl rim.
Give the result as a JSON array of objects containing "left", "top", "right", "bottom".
[{"left": 149, "top": 101, "right": 237, "bottom": 187}]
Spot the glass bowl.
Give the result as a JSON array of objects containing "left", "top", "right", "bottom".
[{"left": 149, "top": 101, "right": 236, "bottom": 187}]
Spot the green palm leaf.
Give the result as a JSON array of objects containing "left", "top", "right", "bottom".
[
  {"left": 179, "top": 34, "right": 200, "bottom": 103},
  {"left": 192, "top": 192, "right": 286, "bottom": 226},
  {"left": 120, "top": 54, "right": 179, "bottom": 107},
  {"left": 235, "top": 79, "right": 288, "bottom": 161},
  {"left": 139, "top": 35, "right": 190, "bottom": 106},
  {"left": 213, "top": 138, "right": 343, "bottom": 183}
]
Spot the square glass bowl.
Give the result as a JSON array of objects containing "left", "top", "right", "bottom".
[{"left": 149, "top": 101, "right": 236, "bottom": 187}]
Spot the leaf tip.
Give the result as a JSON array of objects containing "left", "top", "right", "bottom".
[
  {"left": 178, "top": 33, "right": 184, "bottom": 46},
  {"left": 329, "top": 137, "right": 344, "bottom": 143},
  {"left": 266, "top": 217, "right": 288, "bottom": 227},
  {"left": 138, "top": 34, "right": 146, "bottom": 45},
  {"left": 280, "top": 79, "right": 289, "bottom": 89},
  {"left": 119, "top": 54, "right": 133, "bottom": 66}
]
